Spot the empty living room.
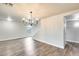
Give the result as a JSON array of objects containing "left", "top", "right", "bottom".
[{"left": 0, "top": 2, "right": 79, "bottom": 57}]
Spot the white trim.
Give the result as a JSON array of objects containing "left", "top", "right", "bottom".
[
  {"left": 66, "top": 40, "right": 79, "bottom": 44},
  {"left": 34, "top": 39, "right": 64, "bottom": 49},
  {"left": 0, "top": 36, "right": 26, "bottom": 41}
]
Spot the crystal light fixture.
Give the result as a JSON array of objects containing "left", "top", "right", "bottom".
[{"left": 22, "top": 11, "right": 40, "bottom": 26}]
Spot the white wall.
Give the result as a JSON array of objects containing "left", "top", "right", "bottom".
[
  {"left": 65, "top": 20, "right": 79, "bottom": 43},
  {"left": 0, "top": 19, "right": 40, "bottom": 41},
  {"left": 0, "top": 20, "right": 27, "bottom": 41},
  {"left": 0, "top": 6, "right": 28, "bottom": 41},
  {"left": 34, "top": 9, "right": 79, "bottom": 49}
]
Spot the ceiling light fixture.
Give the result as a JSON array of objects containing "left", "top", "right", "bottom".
[
  {"left": 1, "top": 3, "right": 14, "bottom": 7},
  {"left": 22, "top": 11, "right": 40, "bottom": 26}
]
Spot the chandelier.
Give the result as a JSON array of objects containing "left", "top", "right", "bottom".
[{"left": 22, "top": 11, "right": 40, "bottom": 26}]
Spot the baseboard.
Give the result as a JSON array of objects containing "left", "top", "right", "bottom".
[
  {"left": 66, "top": 40, "right": 79, "bottom": 44},
  {"left": 34, "top": 39, "right": 64, "bottom": 49},
  {"left": 0, "top": 36, "right": 26, "bottom": 41}
]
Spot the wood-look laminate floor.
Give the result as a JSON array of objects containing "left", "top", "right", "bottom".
[{"left": 0, "top": 38, "right": 79, "bottom": 56}]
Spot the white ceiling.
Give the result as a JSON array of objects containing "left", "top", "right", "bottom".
[{"left": 0, "top": 3, "right": 79, "bottom": 19}]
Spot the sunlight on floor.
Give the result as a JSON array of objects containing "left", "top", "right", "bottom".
[{"left": 23, "top": 37, "right": 36, "bottom": 56}]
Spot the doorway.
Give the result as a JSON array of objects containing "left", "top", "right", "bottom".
[{"left": 64, "top": 13, "right": 79, "bottom": 45}]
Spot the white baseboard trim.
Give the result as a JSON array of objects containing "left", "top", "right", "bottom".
[
  {"left": 66, "top": 40, "right": 79, "bottom": 44},
  {"left": 0, "top": 36, "right": 26, "bottom": 41},
  {"left": 34, "top": 39, "right": 64, "bottom": 49}
]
